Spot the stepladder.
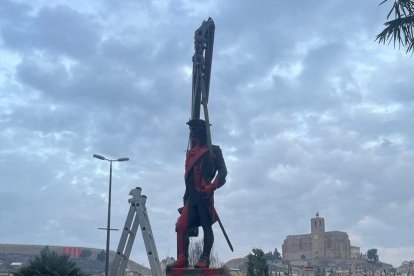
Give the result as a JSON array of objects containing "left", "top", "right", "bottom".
[{"left": 110, "top": 187, "right": 162, "bottom": 276}]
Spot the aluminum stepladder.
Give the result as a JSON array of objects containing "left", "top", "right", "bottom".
[{"left": 110, "top": 187, "right": 162, "bottom": 276}]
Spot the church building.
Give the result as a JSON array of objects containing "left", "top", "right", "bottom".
[{"left": 282, "top": 213, "right": 360, "bottom": 262}]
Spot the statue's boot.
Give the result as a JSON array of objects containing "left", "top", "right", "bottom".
[
  {"left": 167, "top": 224, "right": 189, "bottom": 269},
  {"left": 194, "top": 255, "right": 210, "bottom": 268},
  {"left": 194, "top": 225, "right": 213, "bottom": 269},
  {"left": 167, "top": 255, "right": 188, "bottom": 269}
]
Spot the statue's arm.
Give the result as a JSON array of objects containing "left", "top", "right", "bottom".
[{"left": 213, "top": 146, "right": 227, "bottom": 189}]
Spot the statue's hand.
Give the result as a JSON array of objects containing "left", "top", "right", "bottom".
[{"left": 201, "top": 185, "right": 214, "bottom": 198}]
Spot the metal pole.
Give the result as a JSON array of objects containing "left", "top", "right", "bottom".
[{"left": 105, "top": 161, "right": 113, "bottom": 276}]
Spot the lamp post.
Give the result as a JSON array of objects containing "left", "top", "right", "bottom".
[{"left": 93, "top": 154, "right": 129, "bottom": 276}]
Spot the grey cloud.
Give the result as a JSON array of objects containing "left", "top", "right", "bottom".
[
  {"left": 16, "top": 55, "right": 69, "bottom": 94},
  {"left": 0, "top": 0, "right": 32, "bottom": 26},
  {"left": 1, "top": 4, "right": 101, "bottom": 59}
]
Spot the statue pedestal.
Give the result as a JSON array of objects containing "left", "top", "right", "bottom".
[{"left": 166, "top": 267, "right": 227, "bottom": 276}]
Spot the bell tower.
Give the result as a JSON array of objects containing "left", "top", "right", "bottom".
[{"left": 311, "top": 212, "right": 325, "bottom": 259}]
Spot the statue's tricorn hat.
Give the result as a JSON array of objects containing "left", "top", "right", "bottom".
[{"left": 186, "top": 119, "right": 207, "bottom": 129}]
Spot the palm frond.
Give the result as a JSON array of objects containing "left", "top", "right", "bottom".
[{"left": 377, "top": 0, "right": 414, "bottom": 53}]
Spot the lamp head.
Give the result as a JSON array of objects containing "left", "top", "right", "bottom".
[
  {"left": 93, "top": 154, "right": 106, "bottom": 160},
  {"left": 117, "top": 157, "right": 129, "bottom": 162}
]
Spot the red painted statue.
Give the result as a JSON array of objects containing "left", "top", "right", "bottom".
[{"left": 170, "top": 119, "right": 227, "bottom": 269}]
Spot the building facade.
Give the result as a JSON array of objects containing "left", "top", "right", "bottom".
[{"left": 282, "top": 213, "right": 359, "bottom": 262}]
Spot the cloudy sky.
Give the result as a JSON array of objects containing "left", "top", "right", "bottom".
[{"left": 1, "top": 0, "right": 413, "bottom": 268}]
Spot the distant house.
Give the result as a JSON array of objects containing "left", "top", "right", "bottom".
[{"left": 61, "top": 247, "right": 83, "bottom": 257}]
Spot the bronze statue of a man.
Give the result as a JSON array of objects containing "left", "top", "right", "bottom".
[{"left": 170, "top": 118, "right": 227, "bottom": 269}]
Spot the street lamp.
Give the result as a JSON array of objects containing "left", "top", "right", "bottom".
[{"left": 93, "top": 154, "right": 129, "bottom": 276}]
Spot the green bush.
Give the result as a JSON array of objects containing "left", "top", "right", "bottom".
[
  {"left": 97, "top": 250, "right": 106, "bottom": 262},
  {"left": 80, "top": 249, "right": 92, "bottom": 258},
  {"left": 16, "top": 250, "right": 88, "bottom": 276}
]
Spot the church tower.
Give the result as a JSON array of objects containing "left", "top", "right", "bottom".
[{"left": 311, "top": 212, "right": 325, "bottom": 259}]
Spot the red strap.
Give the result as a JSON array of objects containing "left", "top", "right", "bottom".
[{"left": 184, "top": 147, "right": 209, "bottom": 179}]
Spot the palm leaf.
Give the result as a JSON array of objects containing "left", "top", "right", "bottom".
[{"left": 377, "top": 0, "right": 414, "bottom": 53}]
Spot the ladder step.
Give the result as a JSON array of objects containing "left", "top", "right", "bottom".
[
  {"left": 124, "top": 227, "right": 135, "bottom": 236},
  {"left": 116, "top": 252, "right": 129, "bottom": 260}
]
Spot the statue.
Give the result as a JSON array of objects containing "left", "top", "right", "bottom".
[
  {"left": 169, "top": 118, "right": 227, "bottom": 269},
  {"left": 168, "top": 18, "right": 231, "bottom": 270}
]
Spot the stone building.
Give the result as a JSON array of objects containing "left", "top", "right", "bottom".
[{"left": 282, "top": 213, "right": 360, "bottom": 262}]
